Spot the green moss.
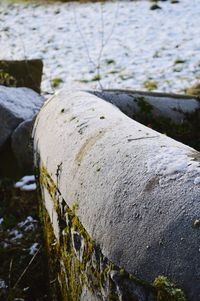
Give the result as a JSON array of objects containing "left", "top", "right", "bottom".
[
  {"left": 36, "top": 163, "right": 188, "bottom": 301},
  {"left": 105, "top": 59, "right": 115, "bottom": 65},
  {"left": 78, "top": 79, "right": 90, "bottom": 83},
  {"left": 186, "top": 82, "right": 200, "bottom": 97},
  {"left": 108, "top": 70, "right": 119, "bottom": 74},
  {"left": 0, "top": 60, "right": 43, "bottom": 93},
  {"left": 192, "top": 219, "right": 200, "bottom": 228},
  {"left": 51, "top": 77, "right": 63, "bottom": 88},
  {"left": 91, "top": 74, "right": 101, "bottom": 81},
  {"left": 0, "top": 70, "right": 17, "bottom": 87},
  {"left": 134, "top": 97, "right": 200, "bottom": 151},
  {"left": 136, "top": 96, "right": 153, "bottom": 115},
  {"left": 144, "top": 80, "right": 158, "bottom": 91},
  {"left": 174, "top": 59, "right": 186, "bottom": 65},
  {"left": 154, "top": 276, "right": 187, "bottom": 301}
]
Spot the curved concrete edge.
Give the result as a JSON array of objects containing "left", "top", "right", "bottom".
[
  {"left": 91, "top": 89, "right": 200, "bottom": 151},
  {"left": 91, "top": 89, "right": 200, "bottom": 122},
  {"left": 33, "top": 90, "right": 200, "bottom": 301},
  {"left": 11, "top": 117, "right": 36, "bottom": 174}
]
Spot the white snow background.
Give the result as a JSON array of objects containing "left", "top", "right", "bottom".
[{"left": 0, "top": 0, "right": 200, "bottom": 94}]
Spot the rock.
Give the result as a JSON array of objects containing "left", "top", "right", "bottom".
[
  {"left": 0, "top": 85, "right": 44, "bottom": 150},
  {"left": 0, "top": 59, "right": 43, "bottom": 93},
  {"left": 34, "top": 90, "right": 200, "bottom": 300},
  {"left": 185, "top": 81, "right": 200, "bottom": 97},
  {"left": 11, "top": 117, "right": 36, "bottom": 175}
]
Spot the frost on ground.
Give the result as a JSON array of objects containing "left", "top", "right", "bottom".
[{"left": 0, "top": 0, "right": 200, "bottom": 94}]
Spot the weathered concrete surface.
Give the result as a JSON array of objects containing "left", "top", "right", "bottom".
[
  {"left": 0, "top": 86, "right": 44, "bottom": 148},
  {"left": 0, "top": 85, "right": 44, "bottom": 149},
  {"left": 92, "top": 89, "right": 200, "bottom": 123},
  {"left": 34, "top": 90, "right": 200, "bottom": 300},
  {"left": 0, "top": 85, "right": 44, "bottom": 178},
  {"left": 92, "top": 89, "right": 200, "bottom": 150},
  {"left": 11, "top": 117, "right": 36, "bottom": 174}
]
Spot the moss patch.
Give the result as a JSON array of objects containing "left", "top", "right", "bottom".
[
  {"left": 0, "top": 60, "right": 43, "bottom": 93},
  {"left": 36, "top": 163, "right": 188, "bottom": 301},
  {"left": 134, "top": 96, "right": 200, "bottom": 151},
  {"left": 144, "top": 80, "right": 158, "bottom": 91},
  {"left": 154, "top": 276, "right": 187, "bottom": 301}
]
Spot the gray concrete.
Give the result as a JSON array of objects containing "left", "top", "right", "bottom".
[
  {"left": 0, "top": 85, "right": 44, "bottom": 149},
  {"left": 11, "top": 117, "right": 36, "bottom": 174},
  {"left": 92, "top": 89, "right": 200, "bottom": 123},
  {"left": 34, "top": 90, "right": 200, "bottom": 300}
]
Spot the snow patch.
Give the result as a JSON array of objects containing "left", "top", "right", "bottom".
[
  {"left": 18, "top": 216, "right": 34, "bottom": 227},
  {"left": 194, "top": 177, "right": 200, "bottom": 185},
  {"left": 15, "top": 175, "right": 36, "bottom": 191},
  {"left": 18, "top": 216, "right": 37, "bottom": 231},
  {"left": 29, "top": 242, "right": 39, "bottom": 255},
  {"left": 0, "top": 279, "right": 7, "bottom": 289},
  {"left": 147, "top": 146, "right": 200, "bottom": 184},
  {"left": 21, "top": 183, "right": 37, "bottom": 191},
  {"left": 9, "top": 229, "right": 23, "bottom": 241}
]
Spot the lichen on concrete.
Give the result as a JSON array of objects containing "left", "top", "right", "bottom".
[
  {"left": 36, "top": 162, "right": 188, "bottom": 301},
  {"left": 153, "top": 276, "right": 187, "bottom": 301},
  {"left": 134, "top": 96, "right": 200, "bottom": 151}
]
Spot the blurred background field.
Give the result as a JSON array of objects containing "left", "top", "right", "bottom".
[{"left": 1, "top": 0, "right": 200, "bottom": 95}]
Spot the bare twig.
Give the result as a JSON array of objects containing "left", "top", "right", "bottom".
[
  {"left": 73, "top": 1, "right": 120, "bottom": 90},
  {"left": 12, "top": 246, "right": 41, "bottom": 290},
  {"left": 8, "top": 258, "right": 13, "bottom": 289},
  {"left": 73, "top": 7, "right": 96, "bottom": 69}
]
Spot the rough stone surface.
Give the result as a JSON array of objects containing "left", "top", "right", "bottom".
[
  {"left": 11, "top": 117, "right": 36, "bottom": 174},
  {"left": 0, "top": 85, "right": 44, "bottom": 150},
  {"left": 34, "top": 90, "right": 200, "bottom": 300}
]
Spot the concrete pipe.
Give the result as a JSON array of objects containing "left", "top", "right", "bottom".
[{"left": 33, "top": 90, "right": 200, "bottom": 301}]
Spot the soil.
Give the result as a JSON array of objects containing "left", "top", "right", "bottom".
[{"left": 0, "top": 178, "right": 49, "bottom": 301}]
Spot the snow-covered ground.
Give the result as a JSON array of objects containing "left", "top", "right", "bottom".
[{"left": 0, "top": 0, "right": 200, "bottom": 94}]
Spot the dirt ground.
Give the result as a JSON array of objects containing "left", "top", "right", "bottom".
[{"left": 0, "top": 178, "right": 49, "bottom": 301}]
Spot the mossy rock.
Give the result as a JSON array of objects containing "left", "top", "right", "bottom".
[{"left": 0, "top": 60, "right": 43, "bottom": 93}]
